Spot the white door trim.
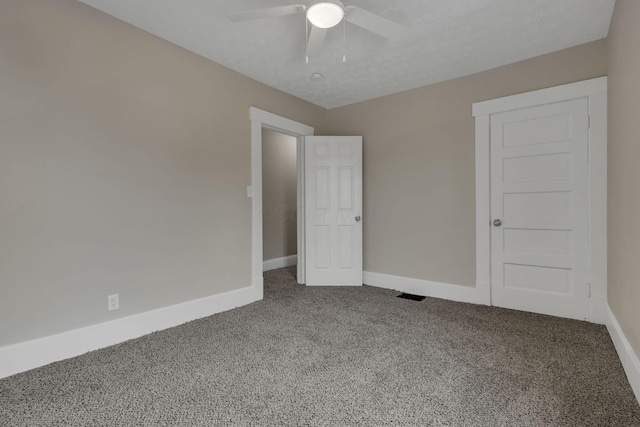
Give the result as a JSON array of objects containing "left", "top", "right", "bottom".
[
  {"left": 472, "top": 77, "right": 608, "bottom": 116},
  {"left": 249, "top": 107, "right": 314, "bottom": 294},
  {"left": 472, "top": 77, "right": 607, "bottom": 322}
]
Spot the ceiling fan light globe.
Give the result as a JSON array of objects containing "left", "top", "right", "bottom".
[{"left": 307, "top": 2, "right": 344, "bottom": 28}]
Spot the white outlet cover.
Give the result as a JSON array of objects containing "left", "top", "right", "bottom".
[{"left": 108, "top": 294, "right": 119, "bottom": 311}]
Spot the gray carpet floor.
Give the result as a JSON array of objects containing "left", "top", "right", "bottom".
[{"left": 1, "top": 266, "right": 639, "bottom": 426}]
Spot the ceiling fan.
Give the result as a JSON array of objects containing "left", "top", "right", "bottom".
[{"left": 227, "top": 1, "right": 407, "bottom": 60}]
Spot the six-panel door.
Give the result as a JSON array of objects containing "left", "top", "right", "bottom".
[{"left": 305, "top": 136, "right": 363, "bottom": 286}]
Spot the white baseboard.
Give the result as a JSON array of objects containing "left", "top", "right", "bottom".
[
  {"left": 263, "top": 254, "right": 297, "bottom": 272},
  {"left": 306, "top": 283, "right": 362, "bottom": 287},
  {"left": 363, "top": 271, "right": 489, "bottom": 305},
  {"left": 252, "top": 276, "right": 264, "bottom": 300},
  {"left": 605, "top": 305, "right": 640, "bottom": 404},
  {"left": 0, "top": 285, "right": 261, "bottom": 379},
  {"left": 589, "top": 295, "right": 608, "bottom": 325},
  {"left": 474, "top": 280, "right": 492, "bottom": 305}
]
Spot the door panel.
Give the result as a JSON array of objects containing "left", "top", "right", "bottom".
[
  {"left": 490, "top": 98, "right": 589, "bottom": 319},
  {"left": 502, "top": 113, "right": 572, "bottom": 147},
  {"left": 503, "top": 264, "right": 572, "bottom": 294},
  {"left": 503, "top": 152, "right": 571, "bottom": 182},
  {"left": 503, "top": 191, "right": 571, "bottom": 217},
  {"left": 503, "top": 228, "right": 571, "bottom": 254},
  {"left": 305, "top": 136, "right": 362, "bottom": 286},
  {"left": 314, "top": 167, "right": 330, "bottom": 209}
]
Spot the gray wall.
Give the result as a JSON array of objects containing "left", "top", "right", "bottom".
[
  {"left": 0, "top": 0, "right": 326, "bottom": 347},
  {"left": 262, "top": 129, "right": 297, "bottom": 261},
  {"left": 326, "top": 40, "right": 608, "bottom": 287},
  {"left": 607, "top": 0, "right": 640, "bottom": 355}
]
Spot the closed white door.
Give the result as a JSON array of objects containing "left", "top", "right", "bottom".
[
  {"left": 490, "top": 98, "right": 590, "bottom": 320},
  {"left": 305, "top": 136, "right": 362, "bottom": 286}
]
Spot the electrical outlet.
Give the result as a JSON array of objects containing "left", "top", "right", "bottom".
[{"left": 108, "top": 294, "right": 119, "bottom": 311}]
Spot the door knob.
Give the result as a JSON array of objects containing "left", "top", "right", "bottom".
[
  {"left": 493, "top": 219, "right": 502, "bottom": 227},
  {"left": 355, "top": 216, "right": 361, "bottom": 222}
]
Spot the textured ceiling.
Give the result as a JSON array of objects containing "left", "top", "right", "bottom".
[{"left": 77, "top": 0, "right": 615, "bottom": 109}]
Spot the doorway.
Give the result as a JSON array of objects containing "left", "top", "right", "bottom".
[
  {"left": 250, "top": 107, "right": 364, "bottom": 294},
  {"left": 262, "top": 129, "right": 298, "bottom": 273},
  {"left": 249, "top": 107, "right": 314, "bottom": 295}
]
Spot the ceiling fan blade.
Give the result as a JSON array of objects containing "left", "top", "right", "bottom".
[
  {"left": 306, "top": 25, "right": 328, "bottom": 58},
  {"left": 344, "top": 7, "right": 407, "bottom": 40},
  {"left": 228, "top": 4, "right": 306, "bottom": 22}
]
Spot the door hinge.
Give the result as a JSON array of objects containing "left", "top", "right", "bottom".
[{"left": 588, "top": 283, "right": 592, "bottom": 298}]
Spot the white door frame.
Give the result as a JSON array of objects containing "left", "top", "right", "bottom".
[
  {"left": 250, "top": 107, "right": 315, "bottom": 296},
  {"left": 472, "top": 77, "right": 608, "bottom": 323}
]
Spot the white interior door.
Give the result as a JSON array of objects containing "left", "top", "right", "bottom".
[
  {"left": 305, "top": 136, "right": 362, "bottom": 286},
  {"left": 490, "top": 98, "right": 590, "bottom": 320}
]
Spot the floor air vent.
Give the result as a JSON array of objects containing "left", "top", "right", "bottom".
[{"left": 397, "top": 293, "right": 426, "bottom": 301}]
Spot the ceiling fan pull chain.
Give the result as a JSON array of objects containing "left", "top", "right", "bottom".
[
  {"left": 305, "top": 17, "right": 309, "bottom": 64},
  {"left": 343, "top": 17, "right": 347, "bottom": 62}
]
